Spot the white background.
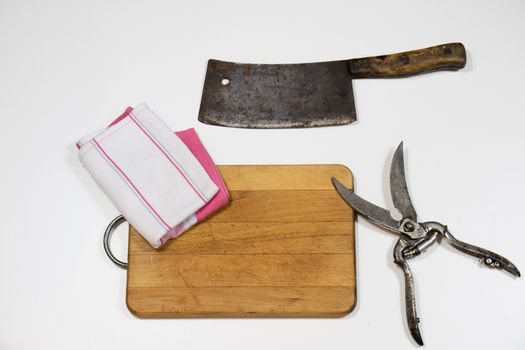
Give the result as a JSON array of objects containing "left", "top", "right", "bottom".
[{"left": 0, "top": 0, "right": 524, "bottom": 349}]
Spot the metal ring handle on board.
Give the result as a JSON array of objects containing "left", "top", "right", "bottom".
[{"left": 103, "top": 215, "right": 128, "bottom": 269}]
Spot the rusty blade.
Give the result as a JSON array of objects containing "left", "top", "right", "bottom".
[
  {"left": 390, "top": 142, "right": 418, "bottom": 222},
  {"left": 198, "top": 59, "right": 356, "bottom": 128}
]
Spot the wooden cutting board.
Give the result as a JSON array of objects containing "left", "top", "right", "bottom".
[{"left": 126, "top": 165, "right": 355, "bottom": 317}]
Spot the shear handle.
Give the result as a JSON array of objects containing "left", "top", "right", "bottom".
[
  {"left": 441, "top": 227, "right": 521, "bottom": 277},
  {"left": 394, "top": 237, "right": 424, "bottom": 346}
]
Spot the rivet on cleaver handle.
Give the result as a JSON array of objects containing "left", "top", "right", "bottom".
[{"left": 198, "top": 42, "right": 466, "bottom": 129}]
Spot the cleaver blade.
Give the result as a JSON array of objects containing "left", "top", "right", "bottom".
[{"left": 198, "top": 42, "right": 466, "bottom": 129}]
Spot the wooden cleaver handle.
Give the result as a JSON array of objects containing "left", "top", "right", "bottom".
[{"left": 348, "top": 42, "right": 466, "bottom": 78}]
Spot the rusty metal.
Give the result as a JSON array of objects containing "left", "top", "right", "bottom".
[
  {"left": 198, "top": 59, "right": 356, "bottom": 128},
  {"left": 198, "top": 43, "right": 466, "bottom": 129},
  {"left": 332, "top": 142, "right": 520, "bottom": 346}
]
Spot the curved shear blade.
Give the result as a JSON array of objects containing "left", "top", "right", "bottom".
[
  {"left": 332, "top": 178, "right": 400, "bottom": 234},
  {"left": 390, "top": 142, "right": 418, "bottom": 222}
]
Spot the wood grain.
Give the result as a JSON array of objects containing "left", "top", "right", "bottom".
[
  {"left": 349, "top": 42, "right": 466, "bottom": 78},
  {"left": 127, "top": 287, "right": 355, "bottom": 317},
  {"left": 211, "top": 190, "right": 353, "bottom": 222},
  {"left": 128, "top": 254, "right": 354, "bottom": 288},
  {"left": 218, "top": 164, "right": 353, "bottom": 190},
  {"left": 127, "top": 165, "right": 356, "bottom": 317},
  {"left": 130, "top": 222, "right": 354, "bottom": 255}
]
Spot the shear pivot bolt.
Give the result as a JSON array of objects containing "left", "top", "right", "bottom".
[{"left": 403, "top": 222, "right": 415, "bottom": 232}]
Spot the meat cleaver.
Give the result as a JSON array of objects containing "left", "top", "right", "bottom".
[{"left": 198, "top": 42, "right": 466, "bottom": 128}]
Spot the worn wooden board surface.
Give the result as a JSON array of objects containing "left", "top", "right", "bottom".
[{"left": 127, "top": 165, "right": 356, "bottom": 317}]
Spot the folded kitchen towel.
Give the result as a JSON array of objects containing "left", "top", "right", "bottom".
[{"left": 78, "top": 103, "right": 220, "bottom": 248}]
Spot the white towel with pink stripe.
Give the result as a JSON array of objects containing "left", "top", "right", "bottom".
[{"left": 78, "top": 103, "right": 219, "bottom": 248}]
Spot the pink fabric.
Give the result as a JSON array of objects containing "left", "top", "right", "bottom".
[
  {"left": 92, "top": 138, "right": 171, "bottom": 229},
  {"left": 79, "top": 106, "right": 229, "bottom": 246},
  {"left": 108, "top": 106, "right": 133, "bottom": 127},
  {"left": 128, "top": 113, "right": 208, "bottom": 203},
  {"left": 158, "top": 128, "right": 230, "bottom": 245},
  {"left": 75, "top": 107, "right": 134, "bottom": 150},
  {"left": 175, "top": 129, "right": 230, "bottom": 221},
  {"left": 100, "top": 106, "right": 229, "bottom": 245}
]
